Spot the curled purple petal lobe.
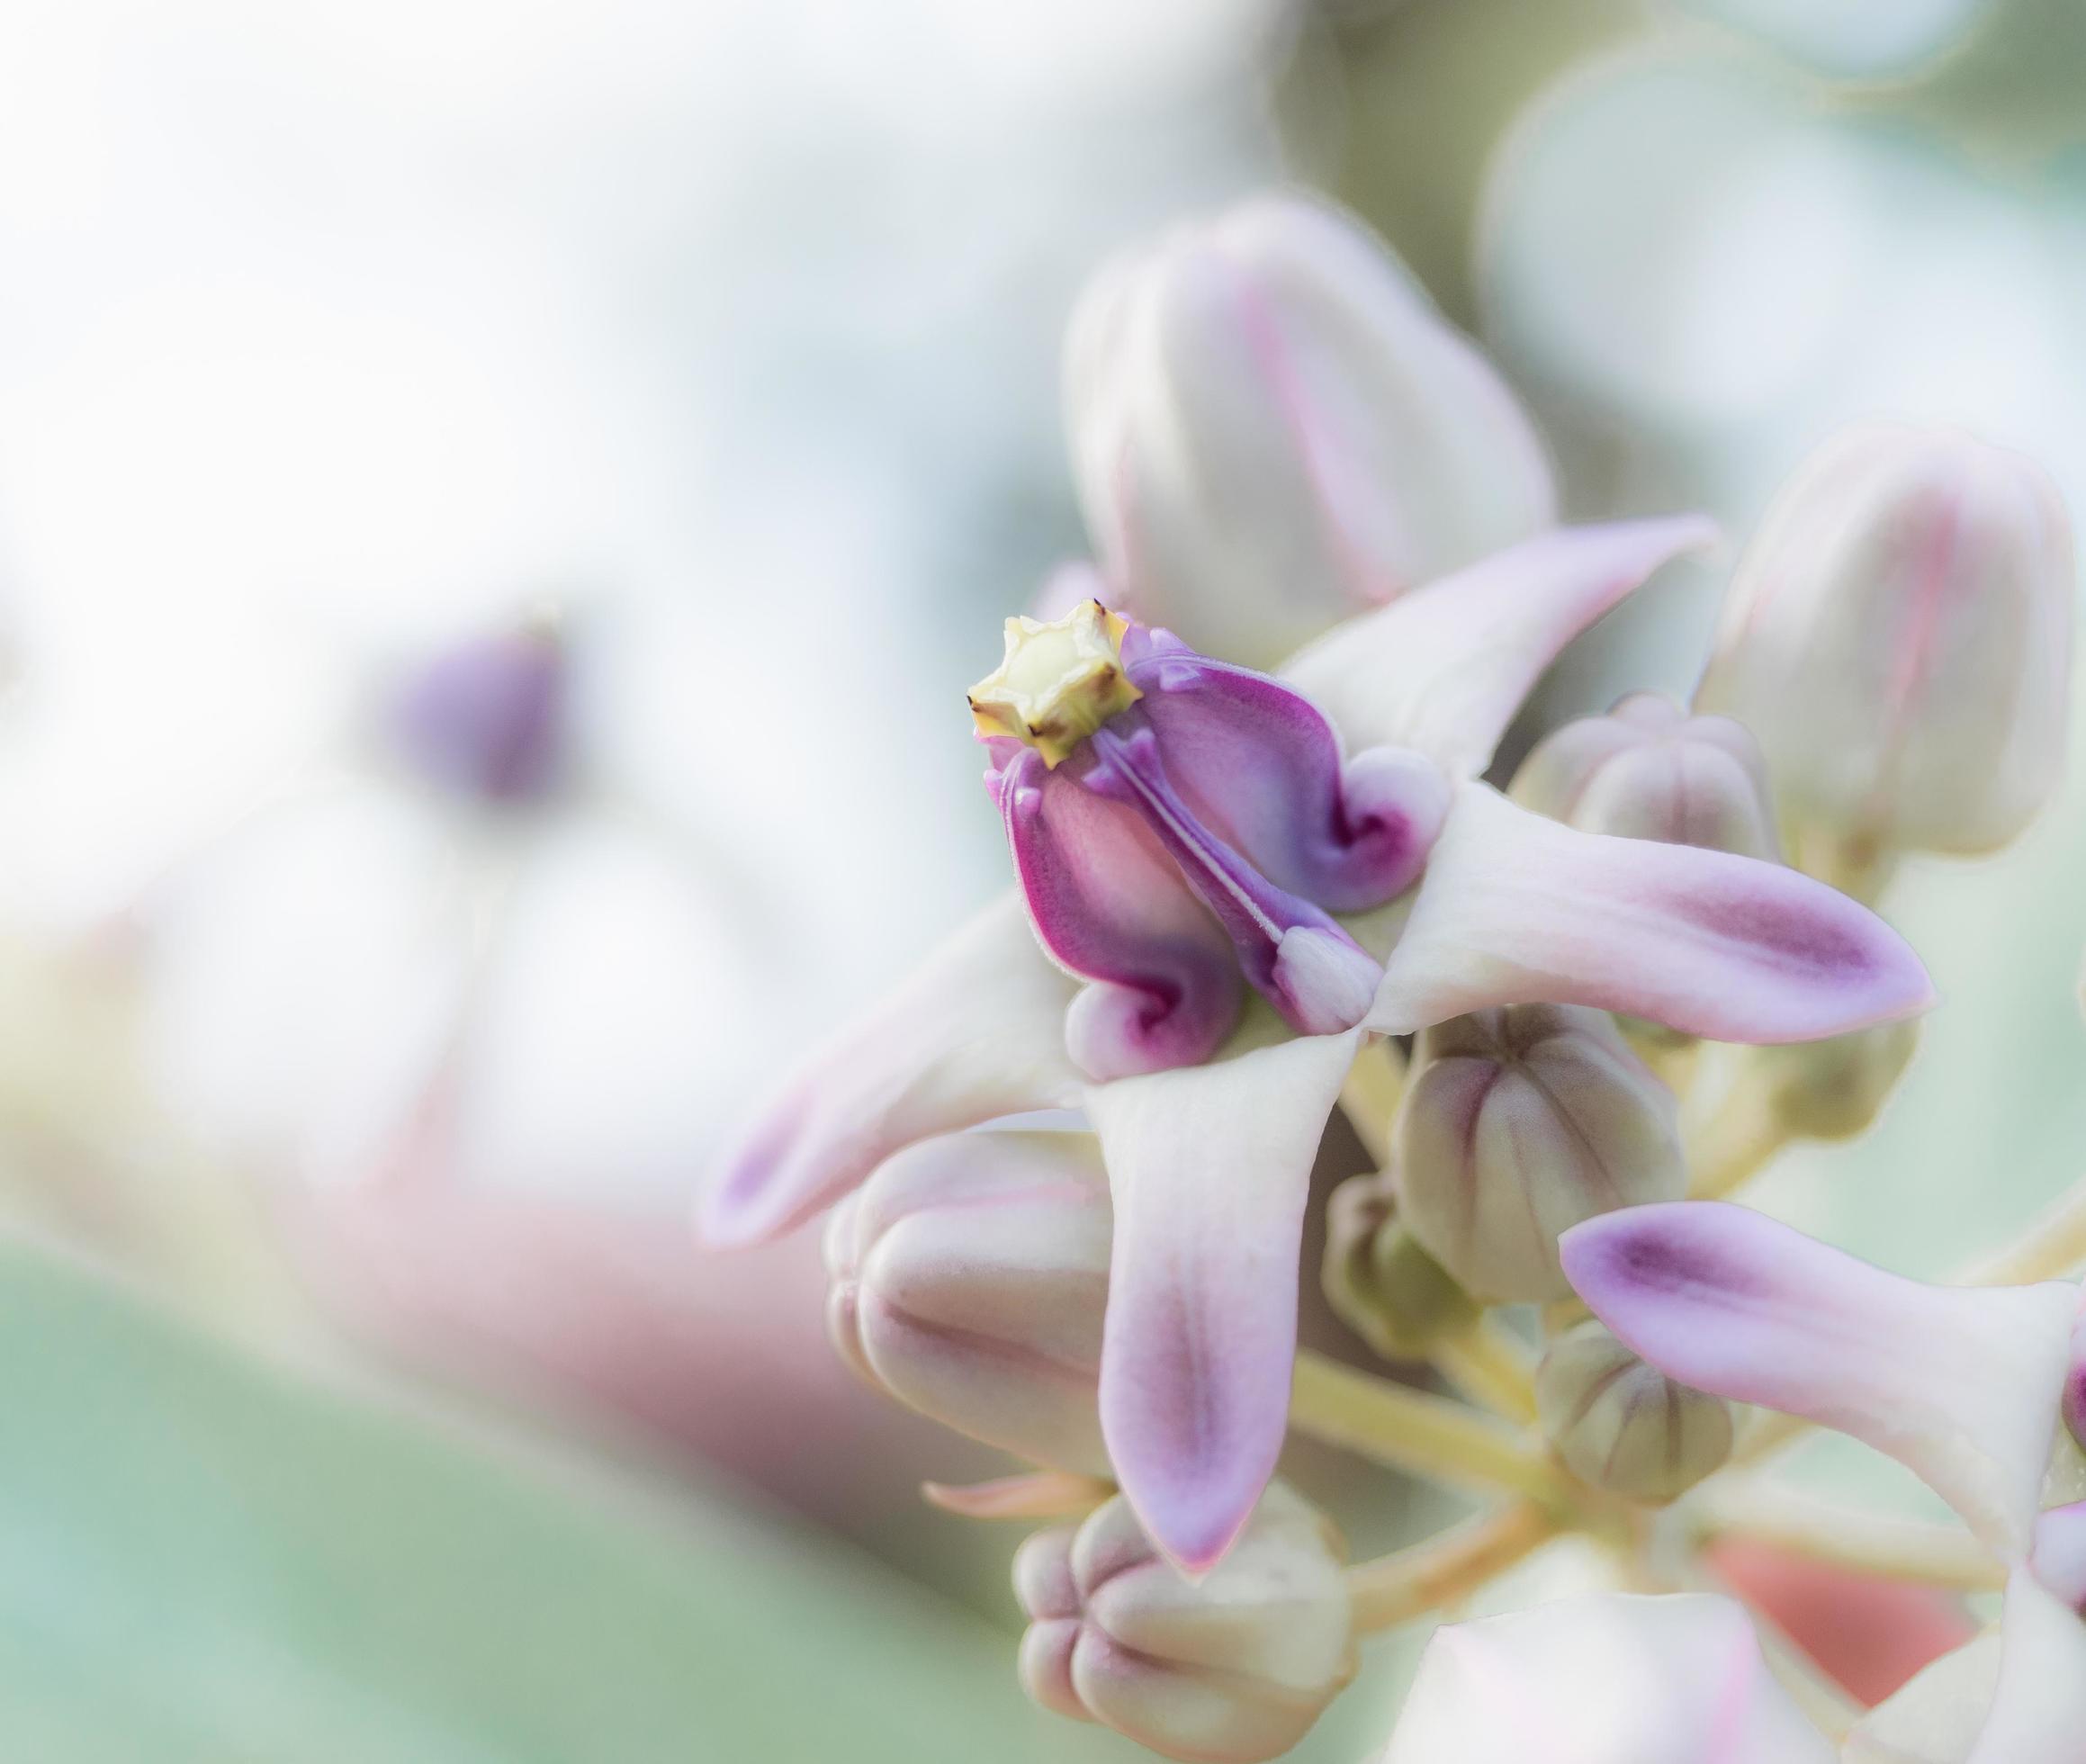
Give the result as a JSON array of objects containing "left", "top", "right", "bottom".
[
  {"left": 998, "top": 747, "right": 1242, "bottom": 1079},
  {"left": 698, "top": 895, "right": 1083, "bottom": 1247},
  {"left": 984, "top": 618, "right": 1430, "bottom": 1069},
  {"left": 1371, "top": 784, "right": 1935, "bottom": 1043},
  {"left": 1128, "top": 650, "right": 1447, "bottom": 909},
  {"left": 1087, "top": 1029, "right": 1361, "bottom": 1573}
]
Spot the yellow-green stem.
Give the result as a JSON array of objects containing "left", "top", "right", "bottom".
[
  {"left": 1431, "top": 1318, "right": 1539, "bottom": 1426},
  {"left": 1684, "top": 1069, "right": 1792, "bottom": 1201},
  {"left": 1690, "top": 1481, "right": 2004, "bottom": 1593},
  {"left": 1347, "top": 1502, "right": 1559, "bottom": 1633},
  {"left": 1338, "top": 1039, "right": 1407, "bottom": 1170},
  {"left": 1966, "top": 1178, "right": 2086, "bottom": 1285},
  {"left": 1290, "top": 1350, "right": 1571, "bottom": 1508}
]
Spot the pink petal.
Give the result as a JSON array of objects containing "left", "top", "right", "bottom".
[
  {"left": 698, "top": 895, "right": 1082, "bottom": 1246},
  {"left": 1369, "top": 784, "right": 1935, "bottom": 1043},
  {"left": 1281, "top": 516, "right": 1718, "bottom": 777},
  {"left": 1561, "top": 1202, "right": 2076, "bottom": 1559},
  {"left": 1085, "top": 1026, "right": 1360, "bottom": 1574}
]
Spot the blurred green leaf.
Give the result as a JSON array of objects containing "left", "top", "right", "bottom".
[{"left": 0, "top": 1234, "right": 1151, "bottom": 1761}]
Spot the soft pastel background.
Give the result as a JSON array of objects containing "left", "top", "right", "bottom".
[{"left": 0, "top": 0, "right": 2082, "bottom": 1757}]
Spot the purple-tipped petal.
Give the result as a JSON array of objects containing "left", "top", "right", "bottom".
[
  {"left": 1281, "top": 516, "right": 1719, "bottom": 777},
  {"left": 1086, "top": 1027, "right": 1361, "bottom": 1574},
  {"left": 699, "top": 895, "right": 1082, "bottom": 1247},
  {"left": 1370, "top": 784, "right": 1935, "bottom": 1043},
  {"left": 997, "top": 745, "right": 1243, "bottom": 1078},
  {"left": 1561, "top": 1202, "right": 2077, "bottom": 1558},
  {"left": 1127, "top": 646, "right": 1448, "bottom": 909},
  {"left": 1965, "top": 1571, "right": 2086, "bottom": 1764}
]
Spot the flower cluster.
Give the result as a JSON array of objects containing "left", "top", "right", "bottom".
[{"left": 702, "top": 190, "right": 2081, "bottom": 1760}]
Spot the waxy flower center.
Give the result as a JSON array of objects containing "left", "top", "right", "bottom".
[{"left": 968, "top": 601, "right": 1145, "bottom": 768}]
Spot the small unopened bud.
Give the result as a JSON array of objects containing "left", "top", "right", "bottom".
[
  {"left": 1065, "top": 192, "right": 1553, "bottom": 667},
  {"left": 1015, "top": 1481, "right": 1354, "bottom": 1763},
  {"left": 1697, "top": 422, "right": 2075, "bottom": 858},
  {"left": 823, "top": 1130, "right": 1111, "bottom": 1475},
  {"left": 1322, "top": 1168, "right": 1478, "bottom": 1359},
  {"left": 389, "top": 615, "right": 567, "bottom": 805},
  {"left": 1511, "top": 692, "right": 1778, "bottom": 861},
  {"left": 1751, "top": 1019, "right": 1920, "bottom": 1140},
  {"left": 1394, "top": 1005, "right": 1684, "bottom": 1302},
  {"left": 1536, "top": 1320, "right": 1733, "bottom": 1503}
]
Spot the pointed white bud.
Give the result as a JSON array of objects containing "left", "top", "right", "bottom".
[
  {"left": 1698, "top": 423, "right": 2074, "bottom": 857},
  {"left": 1066, "top": 192, "right": 1554, "bottom": 667}
]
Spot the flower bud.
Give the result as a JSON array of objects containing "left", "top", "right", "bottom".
[
  {"left": 1697, "top": 422, "right": 2075, "bottom": 857},
  {"left": 1015, "top": 1480, "right": 1354, "bottom": 1763},
  {"left": 1536, "top": 1320, "right": 1734, "bottom": 1502},
  {"left": 1749, "top": 1019, "right": 1920, "bottom": 1140},
  {"left": 1394, "top": 1005, "right": 1684, "bottom": 1302},
  {"left": 1510, "top": 692, "right": 1779, "bottom": 861},
  {"left": 823, "top": 1130, "right": 1110, "bottom": 1474},
  {"left": 1065, "top": 192, "right": 1554, "bottom": 668},
  {"left": 388, "top": 614, "right": 567, "bottom": 805},
  {"left": 1322, "top": 1167, "right": 1479, "bottom": 1359}
]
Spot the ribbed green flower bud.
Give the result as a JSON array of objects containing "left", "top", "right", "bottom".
[
  {"left": 1394, "top": 1005, "right": 1684, "bottom": 1302},
  {"left": 1751, "top": 1019, "right": 1920, "bottom": 1140},
  {"left": 1536, "top": 1320, "right": 1734, "bottom": 1503},
  {"left": 1322, "top": 1168, "right": 1479, "bottom": 1360},
  {"left": 1016, "top": 1480, "right": 1355, "bottom": 1763}
]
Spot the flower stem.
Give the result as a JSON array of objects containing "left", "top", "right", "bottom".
[
  {"left": 1965, "top": 1177, "right": 2086, "bottom": 1285},
  {"left": 1338, "top": 1038, "right": 1407, "bottom": 1170},
  {"left": 1290, "top": 1350, "right": 1571, "bottom": 1508},
  {"left": 1689, "top": 1480, "right": 2004, "bottom": 1592},
  {"left": 1430, "top": 1318, "right": 1539, "bottom": 1426},
  {"left": 1683, "top": 1056, "right": 1792, "bottom": 1201},
  {"left": 1347, "top": 1501, "right": 1559, "bottom": 1633}
]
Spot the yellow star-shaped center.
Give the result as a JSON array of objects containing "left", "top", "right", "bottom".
[{"left": 967, "top": 600, "right": 1144, "bottom": 768}]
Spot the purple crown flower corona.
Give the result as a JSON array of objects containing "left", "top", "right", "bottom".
[{"left": 700, "top": 192, "right": 2082, "bottom": 1761}]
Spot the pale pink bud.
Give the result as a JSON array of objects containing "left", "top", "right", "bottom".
[
  {"left": 1697, "top": 423, "right": 2075, "bottom": 856},
  {"left": 1393, "top": 1004, "right": 1684, "bottom": 1302},
  {"left": 1066, "top": 192, "right": 1555, "bottom": 667},
  {"left": 1015, "top": 1481, "right": 1354, "bottom": 1763},
  {"left": 1511, "top": 691, "right": 1779, "bottom": 861},
  {"left": 823, "top": 1130, "right": 1110, "bottom": 1475}
]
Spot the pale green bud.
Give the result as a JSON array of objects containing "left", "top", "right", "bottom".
[
  {"left": 1536, "top": 1320, "right": 1733, "bottom": 1503},
  {"left": 1322, "top": 1168, "right": 1479, "bottom": 1361},
  {"left": 1395, "top": 1005, "right": 1684, "bottom": 1302}
]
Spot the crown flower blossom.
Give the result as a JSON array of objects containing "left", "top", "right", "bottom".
[{"left": 704, "top": 511, "right": 1935, "bottom": 1577}]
